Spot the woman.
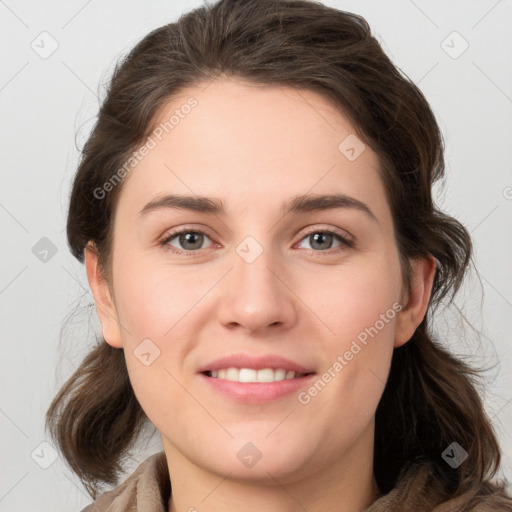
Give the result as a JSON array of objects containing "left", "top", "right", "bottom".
[{"left": 46, "top": 0, "right": 512, "bottom": 510}]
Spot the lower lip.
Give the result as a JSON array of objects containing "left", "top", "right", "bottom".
[{"left": 198, "top": 372, "right": 317, "bottom": 404}]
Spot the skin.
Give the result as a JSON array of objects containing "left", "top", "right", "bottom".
[{"left": 86, "top": 77, "right": 435, "bottom": 512}]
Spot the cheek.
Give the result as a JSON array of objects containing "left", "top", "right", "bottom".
[
  {"left": 112, "top": 265, "right": 200, "bottom": 426},
  {"left": 315, "top": 254, "right": 402, "bottom": 345},
  {"left": 113, "top": 258, "right": 205, "bottom": 344},
  {"left": 108, "top": 251, "right": 201, "bottom": 387},
  {"left": 299, "top": 254, "right": 401, "bottom": 419}
]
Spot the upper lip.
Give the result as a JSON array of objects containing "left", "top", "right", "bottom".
[{"left": 198, "top": 353, "right": 315, "bottom": 374}]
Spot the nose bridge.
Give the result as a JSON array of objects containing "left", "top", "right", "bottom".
[
  {"left": 216, "top": 231, "right": 295, "bottom": 331},
  {"left": 234, "top": 236, "right": 280, "bottom": 294},
  {"left": 233, "top": 233, "right": 282, "bottom": 303}
]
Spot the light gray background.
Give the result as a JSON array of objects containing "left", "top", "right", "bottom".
[{"left": 1, "top": 1, "right": 511, "bottom": 510}]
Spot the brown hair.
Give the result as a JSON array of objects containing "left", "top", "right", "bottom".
[{"left": 46, "top": 0, "right": 511, "bottom": 505}]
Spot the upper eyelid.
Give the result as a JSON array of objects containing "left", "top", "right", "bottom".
[{"left": 296, "top": 225, "right": 353, "bottom": 241}]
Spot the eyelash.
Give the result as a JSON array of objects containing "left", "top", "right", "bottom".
[{"left": 158, "top": 226, "right": 355, "bottom": 257}]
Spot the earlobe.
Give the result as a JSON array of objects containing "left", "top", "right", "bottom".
[
  {"left": 394, "top": 255, "right": 436, "bottom": 348},
  {"left": 84, "top": 242, "right": 123, "bottom": 349}
]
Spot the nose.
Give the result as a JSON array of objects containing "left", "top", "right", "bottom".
[{"left": 215, "top": 242, "right": 297, "bottom": 334}]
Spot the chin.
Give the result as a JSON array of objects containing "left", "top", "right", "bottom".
[{"left": 197, "top": 435, "right": 316, "bottom": 483}]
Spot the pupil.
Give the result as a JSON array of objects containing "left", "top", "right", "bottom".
[
  {"left": 181, "top": 232, "right": 202, "bottom": 250},
  {"left": 312, "top": 233, "right": 332, "bottom": 250}
]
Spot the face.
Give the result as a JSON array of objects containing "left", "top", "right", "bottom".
[{"left": 87, "top": 77, "right": 433, "bottom": 485}]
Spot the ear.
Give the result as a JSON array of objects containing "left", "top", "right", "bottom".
[
  {"left": 85, "top": 242, "right": 123, "bottom": 348},
  {"left": 394, "top": 255, "right": 436, "bottom": 348}
]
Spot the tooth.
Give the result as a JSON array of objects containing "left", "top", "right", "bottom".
[
  {"left": 239, "top": 368, "right": 258, "bottom": 382},
  {"left": 257, "top": 368, "right": 275, "bottom": 383},
  {"left": 274, "top": 369, "right": 286, "bottom": 381},
  {"left": 210, "top": 368, "right": 305, "bottom": 382},
  {"left": 226, "top": 367, "right": 239, "bottom": 381}
]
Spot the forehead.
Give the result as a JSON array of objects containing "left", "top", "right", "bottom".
[{"left": 116, "top": 77, "right": 387, "bottom": 219}]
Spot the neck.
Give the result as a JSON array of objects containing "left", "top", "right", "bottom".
[{"left": 164, "top": 423, "right": 381, "bottom": 512}]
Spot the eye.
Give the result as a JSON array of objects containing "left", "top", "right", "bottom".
[
  {"left": 295, "top": 229, "right": 354, "bottom": 253},
  {"left": 159, "top": 227, "right": 354, "bottom": 256},
  {"left": 160, "top": 229, "right": 214, "bottom": 254}
]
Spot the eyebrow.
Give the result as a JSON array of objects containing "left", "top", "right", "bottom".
[{"left": 139, "top": 193, "right": 377, "bottom": 222}]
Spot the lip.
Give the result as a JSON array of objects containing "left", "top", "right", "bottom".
[
  {"left": 197, "top": 353, "right": 316, "bottom": 404},
  {"left": 199, "top": 373, "right": 317, "bottom": 404},
  {"left": 197, "top": 353, "right": 315, "bottom": 374}
]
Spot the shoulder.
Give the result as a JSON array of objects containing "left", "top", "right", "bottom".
[
  {"left": 366, "top": 461, "right": 512, "bottom": 511},
  {"left": 435, "top": 480, "right": 512, "bottom": 512},
  {"left": 79, "top": 451, "right": 169, "bottom": 512}
]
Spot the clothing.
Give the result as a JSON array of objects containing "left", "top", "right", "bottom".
[{"left": 80, "top": 452, "right": 512, "bottom": 512}]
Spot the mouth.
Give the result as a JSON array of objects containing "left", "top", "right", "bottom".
[
  {"left": 202, "top": 367, "right": 313, "bottom": 383},
  {"left": 197, "top": 353, "right": 317, "bottom": 403}
]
